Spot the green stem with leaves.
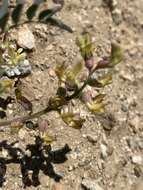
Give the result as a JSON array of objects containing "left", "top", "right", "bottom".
[{"left": 0, "top": 67, "right": 96, "bottom": 127}]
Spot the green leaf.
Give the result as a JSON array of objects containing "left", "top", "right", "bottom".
[
  {"left": 61, "top": 109, "right": 85, "bottom": 129},
  {"left": 55, "top": 63, "right": 66, "bottom": 82},
  {"left": 0, "top": 50, "right": 4, "bottom": 64},
  {"left": 110, "top": 43, "right": 123, "bottom": 66},
  {"left": 48, "top": 96, "right": 67, "bottom": 109},
  {"left": 66, "top": 62, "right": 83, "bottom": 83},
  {"left": 47, "top": 18, "right": 73, "bottom": 33},
  {"left": 12, "top": 3, "right": 24, "bottom": 24},
  {"left": 8, "top": 46, "right": 26, "bottom": 65},
  {"left": 57, "top": 87, "right": 67, "bottom": 97},
  {"left": 41, "top": 132, "right": 56, "bottom": 144},
  {"left": 88, "top": 73, "right": 112, "bottom": 88},
  {"left": 0, "top": 0, "right": 9, "bottom": 32},
  {"left": 76, "top": 33, "right": 94, "bottom": 60},
  {"left": 0, "top": 80, "right": 13, "bottom": 94},
  {"left": 26, "top": 4, "right": 39, "bottom": 20},
  {"left": 38, "top": 8, "right": 59, "bottom": 21},
  {"left": 86, "top": 94, "right": 106, "bottom": 113}
]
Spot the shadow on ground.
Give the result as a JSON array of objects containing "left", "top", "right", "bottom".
[{"left": 0, "top": 137, "right": 71, "bottom": 188}]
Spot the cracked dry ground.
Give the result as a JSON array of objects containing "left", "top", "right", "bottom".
[{"left": 0, "top": 0, "right": 143, "bottom": 190}]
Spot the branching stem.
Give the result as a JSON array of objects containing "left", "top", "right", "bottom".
[{"left": 0, "top": 67, "right": 96, "bottom": 127}]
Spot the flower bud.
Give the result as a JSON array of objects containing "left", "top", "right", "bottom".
[
  {"left": 96, "top": 56, "right": 109, "bottom": 69},
  {"left": 82, "top": 90, "right": 92, "bottom": 103},
  {"left": 85, "top": 56, "right": 94, "bottom": 70}
]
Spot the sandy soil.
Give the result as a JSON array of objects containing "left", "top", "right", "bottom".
[{"left": 0, "top": 0, "right": 143, "bottom": 189}]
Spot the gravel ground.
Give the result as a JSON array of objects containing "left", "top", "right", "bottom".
[{"left": 0, "top": 0, "right": 143, "bottom": 189}]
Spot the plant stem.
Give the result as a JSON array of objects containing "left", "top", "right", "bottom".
[
  {"left": 0, "top": 107, "right": 51, "bottom": 127},
  {"left": 66, "top": 66, "right": 97, "bottom": 100},
  {"left": 0, "top": 65, "right": 97, "bottom": 127}
]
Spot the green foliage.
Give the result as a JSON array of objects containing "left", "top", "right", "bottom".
[
  {"left": 0, "top": 79, "right": 13, "bottom": 94},
  {"left": 0, "top": 27, "right": 123, "bottom": 143},
  {"left": 0, "top": 41, "right": 26, "bottom": 65},
  {"left": 0, "top": 0, "right": 9, "bottom": 31},
  {"left": 0, "top": 0, "right": 72, "bottom": 33}
]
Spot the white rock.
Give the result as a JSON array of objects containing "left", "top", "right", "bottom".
[
  {"left": 18, "top": 128, "right": 26, "bottom": 140},
  {"left": 81, "top": 179, "right": 104, "bottom": 190},
  {"left": 2, "top": 148, "right": 9, "bottom": 158},
  {"left": 17, "top": 26, "right": 35, "bottom": 50},
  {"left": 100, "top": 144, "right": 108, "bottom": 159},
  {"left": 132, "top": 155, "right": 143, "bottom": 165}
]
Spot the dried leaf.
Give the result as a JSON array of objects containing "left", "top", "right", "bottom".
[{"left": 110, "top": 43, "right": 123, "bottom": 66}]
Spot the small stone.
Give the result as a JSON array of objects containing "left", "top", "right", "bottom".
[
  {"left": 119, "top": 70, "right": 134, "bottom": 82},
  {"left": 131, "top": 155, "right": 143, "bottom": 165},
  {"left": 4, "top": 59, "right": 32, "bottom": 78},
  {"left": 100, "top": 144, "right": 108, "bottom": 159},
  {"left": 17, "top": 26, "right": 35, "bottom": 50},
  {"left": 121, "top": 104, "right": 128, "bottom": 112},
  {"left": 87, "top": 134, "right": 97, "bottom": 144},
  {"left": 68, "top": 165, "right": 74, "bottom": 171},
  {"left": 18, "top": 128, "right": 26, "bottom": 140},
  {"left": 129, "top": 116, "right": 140, "bottom": 132},
  {"left": 18, "top": 59, "right": 32, "bottom": 75},
  {"left": 81, "top": 178, "right": 104, "bottom": 190},
  {"left": 112, "top": 8, "right": 122, "bottom": 25},
  {"left": 2, "top": 148, "right": 9, "bottom": 158},
  {"left": 134, "top": 165, "right": 142, "bottom": 177}
]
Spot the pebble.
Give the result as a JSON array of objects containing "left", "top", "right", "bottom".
[
  {"left": 17, "top": 26, "right": 35, "bottom": 50},
  {"left": 18, "top": 128, "right": 27, "bottom": 140},
  {"left": 131, "top": 155, "right": 143, "bottom": 165},
  {"left": 129, "top": 116, "right": 140, "bottom": 132},
  {"left": 87, "top": 134, "right": 98, "bottom": 144},
  {"left": 3, "top": 59, "right": 32, "bottom": 78},
  {"left": 81, "top": 179, "right": 104, "bottom": 190},
  {"left": 100, "top": 144, "right": 108, "bottom": 159},
  {"left": 119, "top": 70, "right": 135, "bottom": 82},
  {"left": 127, "top": 137, "right": 143, "bottom": 150},
  {"left": 134, "top": 165, "right": 142, "bottom": 177},
  {"left": 112, "top": 8, "right": 122, "bottom": 25}
]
